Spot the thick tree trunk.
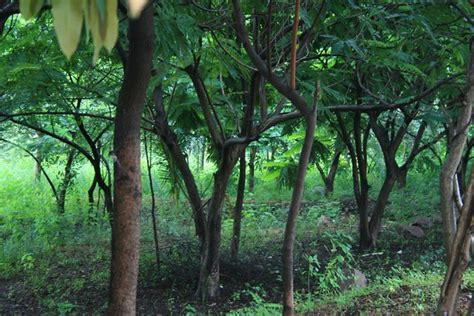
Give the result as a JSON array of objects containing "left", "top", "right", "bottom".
[
  {"left": 248, "top": 146, "right": 256, "bottom": 193},
  {"left": 231, "top": 152, "right": 246, "bottom": 261},
  {"left": 107, "top": 5, "right": 155, "bottom": 315},
  {"left": 56, "top": 148, "right": 76, "bottom": 214},
  {"left": 197, "top": 147, "right": 241, "bottom": 302},
  {"left": 440, "top": 38, "right": 473, "bottom": 261},
  {"left": 282, "top": 110, "right": 317, "bottom": 316},
  {"left": 437, "top": 167, "right": 474, "bottom": 315}
]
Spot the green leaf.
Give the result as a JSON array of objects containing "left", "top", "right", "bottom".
[{"left": 20, "top": 0, "right": 44, "bottom": 20}]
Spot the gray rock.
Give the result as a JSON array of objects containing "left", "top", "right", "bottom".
[{"left": 402, "top": 225, "right": 425, "bottom": 238}]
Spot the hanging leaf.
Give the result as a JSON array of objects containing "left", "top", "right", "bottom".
[
  {"left": 95, "top": 0, "right": 106, "bottom": 21},
  {"left": 103, "top": 0, "right": 118, "bottom": 52},
  {"left": 20, "top": 0, "right": 44, "bottom": 20},
  {"left": 82, "top": 0, "right": 91, "bottom": 42},
  {"left": 87, "top": 1, "right": 104, "bottom": 63},
  {"left": 51, "top": 0, "right": 84, "bottom": 59},
  {"left": 128, "top": 0, "right": 148, "bottom": 19}
]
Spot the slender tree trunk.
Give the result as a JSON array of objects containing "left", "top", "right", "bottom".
[
  {"left": 200, "top": 139, "right": 206, "bottom": 171},
  {"left": 108, "top": 5, "right": 155, "bottom": 315},
  {"left": 35, "top": 151, "right": 42, "bottom": 181},
  {"left": 153, "top": 86, "right": 206, "bottom": 244},
  {"left": 440, "top": 37, "right": 473, "bottom": 261},
  {"left": 231, "top": 152, "right": 246, "bottom": 261},
  {"left": 396, "top": 167, "right": 409, "bottom": 189},
  {"left": 103, "top": 186, "right": 114, "bottom": 217},
  {"left": 57, "top": 149, "right": 76, "bottom": 214},
  {"left": 324, "top": 150, "right": 341, "bottom": 196},
  {"left": 358, "top": 180, "right": 372, "bottom": 248},
  {"left": 87, "top": 177, "right": 97, "bottom": 221},
  {"left": 34, "top": 132, "right": 44, "bottom": 181},
  {"left": 368, "top": 171, "right": 397, "bottom": 243},
  {"left": 248, "top": 146, "right": 256, "bottom": 193},
  {"left": 145, "top": 133, "right": 160, "bottom": 273},
  {"left": 282, "top": 110, "right": 317, "bottom": 316},
  {"left": 437, "top": 167, "right": 474, "bottom": 315},
  {"left": 197, "top": 147, "right": 241, "bottom": 302}
]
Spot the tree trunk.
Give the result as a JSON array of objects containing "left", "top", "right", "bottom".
[
  {"left": 56, "top": 148, "right": 76, "bottom": 214},
  {"left": 35, "top": 151, "right": 42, "bottom": 181},
  {"left": 107, "top": 5, "right": 155, "bottom": 315},
  {"left": 231, "top": 152, "right": 246, "bottom": 261},
  {"left": 282, "top": 110, "right": 317, "bottom": 316},
  {"left": 153, "top": 86, "right": 206, "bottom": 244},
  {"left": 196, "top": 147, "right": 241, "bottom": 302},
  {"left": 437, "top": 167, "right": 474, "bottom": 315},
  {"left": 396, "top": 167, "right": 408, "bottom": 189},
  {"left": 368, "top": 172, "right": 397, "bottom": 244},
  {"left": 248, "top": 146, "right": 256, "bottom": 193},
  {"left": 145, "top": 133, "right": 160, "bottom": 273},
  {"left": 34, "top": 132, "right": 44, "bottom": 181},
  {"left": 440, "top": 37, "right": 473, "bottom": 261},
  {"left": 87, "top": 177, "right": 97, "bottom": 221},
  {"left": 324, "top": 149, "right": 341, "bottom": 196}
]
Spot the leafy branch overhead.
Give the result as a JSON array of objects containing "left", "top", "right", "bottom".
[{"left": 19, "top": 0, "right": 148, "bottom": 61}]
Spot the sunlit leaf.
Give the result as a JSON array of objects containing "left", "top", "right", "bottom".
[
  {"left": 128, "top": 0, "right": 148, "bottom": 19},
  {"left": 103, "top": 0, "right": 118, "bottom": 52},
  {"left": 51, "top": 0, "right": 84, "bottom": 59}
]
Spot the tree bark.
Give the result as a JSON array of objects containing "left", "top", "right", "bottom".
[
  {"left": 231, "top": 151, "right": 246, "bottom": 261},
  {"left": 107, "top": 4, "right": 155, "bottom": 315},
  {"left": 315, "top": 149, "right": 341, "bottom": 196},
  {"left": 196, "top": 147, "right": 242, "bottom": 301},
  {"left": 57, "top": 148, "right": 76, "bottom": 214},
  {"left": 368, "top": 172, "right": 397, "bottom": 242},
  {"left": 437, "top": 167, "right": 474, "bottom": 315},
  {"left": 152, "top": 86, "right": 206, "bottom": 244},
  {"left": 440, "top": 37, "right": 473, "bottom": 261},
  {"left": 144, "top": 133, "right": 160, "bottom": 273},
  {"left": 87, "top": 177, "right": 97, "bottom": 220},
  {"left": 248, "top": 146, "right": 256, "bottom": 193},
  {"left": 396, "top": 166, "right": 409, "bottom": 189},
  {"left": 282, "top": 110, "right": 317, "bottom": 316}
]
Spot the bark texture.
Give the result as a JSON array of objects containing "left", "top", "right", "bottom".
[
  {"left": 196, "top": 147, "right": 242, "bottom": 301},
  {"left": 440, "top": 38, "right": 473, "bottom": 260},
  {"left": 282, "top": 110, "right": 317, "bottom": 315},
  {"left": 437, "top": 167, "right": 474, "bottom": 315},
  {"left": 231, "top": 152, "right": 246, "bottom": 261},
  {"left": 57, "top": 148, "right": 76, "bottom": 214},
  {"left": 153, "top": 86, "right": 206, "bottom": 244},
  {"left": 107, "top": 5, "right": 155, "bottom": 315}
]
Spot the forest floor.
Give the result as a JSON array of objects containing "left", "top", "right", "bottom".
[{"left": 1, "top": 195, "right": 474, "bottom": 314}]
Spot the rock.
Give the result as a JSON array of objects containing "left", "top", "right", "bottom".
[
  {"left": 340, "top": 197, "right": 376, "bottom": 215},
  {"left": 402, "top": 225, "right": 425, "bottom": 238},
  {"left": 353, "top": 269, "right": 368, "bottom": 288},
  {"left": 338, "top": 268, "right": 367, "bottom": 291},
  {"left": 312, "top": 186, "right": 326, "bottom": 196},
  {"left": 317, "top": 215, "right": 331, "bottom": 229},
  {"left": 412, "top": 216, "right": 433, "bottom": 229}
]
